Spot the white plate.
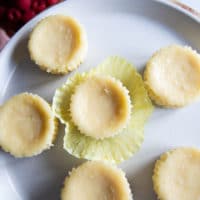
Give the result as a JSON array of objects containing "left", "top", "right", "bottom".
[
  {"left": 1, "top": 0, "right": 200, "bottom": 199},
  {"left": 156, "top": 0, "right": 200, "bottom": 23}
]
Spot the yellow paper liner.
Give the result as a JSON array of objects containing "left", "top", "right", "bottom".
[{"left": 53, "top": 56, "right": 153, "bottom": 163}]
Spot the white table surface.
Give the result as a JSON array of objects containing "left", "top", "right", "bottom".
[{"left": 0, "top": 0, "right": 199, "bottom": 199}]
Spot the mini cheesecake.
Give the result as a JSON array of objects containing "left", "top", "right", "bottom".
[
  {"left": 70, "top": 75, "right": 131, "bottom": 139},
  {"left": 144, "top": 45, "right": 200, "bottom": 107},
  {"left": 61, "top": 161, "right": 133, "bottom": 200},
  {"left": 153, "top": 147, "right": 200, "bottom": 200},
  {"left": 0, "top": 93, "right": 58, "bottom": 157},
  {"left": 28, "top": 15, "right": 87, "bottom": 74},
  {"left": 53, "top": 57, "right": 153, "bottom": 163}
]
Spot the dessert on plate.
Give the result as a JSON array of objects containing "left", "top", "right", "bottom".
[
  {"left": 61, "top": 161, "right": 133, "bottom": 200},
  {"left": 28, "top": 15, "right": 87, "bottom": 74},
  {"left": 70, "top": 75, "right": 131, "bottom": 139},
  {"left": 0, "top": 93, "right": 58, "bottom": 157},
  {"left": 144, "top": 45, "right": 200, "bottom": 107},
  {"left": 53, "top": 56, "right": 153, "bottom": 163},
  {"left": 153, "top": 147, "right": 200, "bottom": 200}
]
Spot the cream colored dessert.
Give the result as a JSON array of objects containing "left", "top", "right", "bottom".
[
  {"left": 28, "top": 15, "right": 87, "bottom": 74},
  {"left": 144, "top": 45, "right": 200, "bottom": 107},
  {"left": 70, "top": 75, "right": 131, "bottom": 139},
  {"left": 61, "top": 161, "right": 132, "bottom": 200},
  {"left": 153, "top": 147, "right": 200, "bottom": 200},
  {"left": 53, "top": 56, "right": 153, "bottom": 163},
  {"left": 0, "top": 93, "right": 57, "bottom": 157}
]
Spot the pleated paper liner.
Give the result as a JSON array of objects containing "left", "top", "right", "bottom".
[
  {"left": 64, "top": 120, "right": 144, "bottom": 163},
  {"left": 53, "top": 56, "right": 153, "bottom": 163}
]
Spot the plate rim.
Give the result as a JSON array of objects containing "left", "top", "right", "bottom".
[
  {"left": 155, "top": 0, "right": 200, "bottom": 23},
  {"left": 1, "top": 0, "right": 200, "bottom": 59},
  {"left": 0, "top": 0, "right": 200, "bottom": 199}
]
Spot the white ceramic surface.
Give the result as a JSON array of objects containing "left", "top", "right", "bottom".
[
  {"left": 156, "top": 0, "right": 200, "bottom": 23},
  {"left": 0, "top": 0, "right": 200, "bottom": 199}
]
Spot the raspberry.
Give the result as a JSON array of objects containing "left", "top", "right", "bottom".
[
  {"left": 31, "top": 0, "right": 39, "bottom": 11},
  {"left": 7, "top": 8, "right": 22, "bottom": 22},
  {"left": 1, "top": 0, "right": 61, "bottom": 36},
  {"left": 47, "top": 0, "right": 60, "bottom": 6},
  {"left": 16, "top": 0, "right": 31, "bottom": 11},
  {"left": 32, "top": 0, "right": 47, "bottom": 13},
  {"left": 36, "top": 3, "right": 46, "bottom": 13},
  {"left": 22, "top": 10, "right": 36, "bottom": 23},
  {"left": 0, "top": 6, "right": 6, "bottom": 19}
]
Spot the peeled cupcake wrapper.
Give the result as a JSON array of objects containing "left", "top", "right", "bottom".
[
  {"left": 53, "top": 73, "right": 87, "bottom": 124},
  {"left": 64, "top": 119, "right": 144, "bottom": 163},
  {"left": 92, "top": 56, "right": 153, "bottom": 126},
  {"left": 53, "top": 56, "right": 153, "bottom": 163}
]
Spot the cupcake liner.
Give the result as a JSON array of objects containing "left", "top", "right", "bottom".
[
  {"left": 53, "top": 56, "right": 153, "bottom": 163},
  {"left": 49, "top": 117, "right": 59, "bottom": 146},
  {"left": 64, "top": 121, "right": 144, "bottom": 163},
  {"left": 92, "top": 56, "right": 153, "bottom": 126},
  {"left": 53, "top": 73, "right": 87, "bottom": 124}
]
